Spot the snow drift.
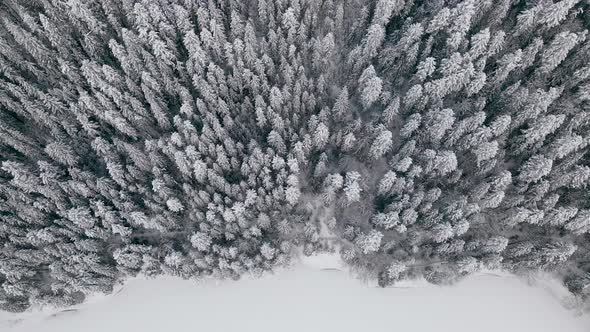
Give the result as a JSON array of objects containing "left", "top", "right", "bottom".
[{"left": 2, "top": 254, "right": 588, "bottom": 332}]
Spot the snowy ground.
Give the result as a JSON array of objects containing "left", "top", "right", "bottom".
[{"left": 2, "top": 254, "right": 589, "bottom": 332}]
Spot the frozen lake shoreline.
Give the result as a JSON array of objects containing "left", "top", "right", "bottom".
[{"left": 2, "top": 254, "right": 589, "bottom": 332}]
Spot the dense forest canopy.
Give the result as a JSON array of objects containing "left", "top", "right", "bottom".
[{"left": 1, "top": 0, "right": 590, "bottom": 313}]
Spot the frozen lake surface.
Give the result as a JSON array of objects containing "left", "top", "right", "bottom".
[{"left": 3, "top": 254, "right": 589, "bottom": 332}]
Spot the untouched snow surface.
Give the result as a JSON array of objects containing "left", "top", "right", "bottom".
[{"left": 2, "top": 254, "right": 589, "bottom": 332}]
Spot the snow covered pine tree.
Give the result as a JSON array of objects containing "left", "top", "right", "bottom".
[{"left": 1, "top": 0, "right": 590, "bottom": 312}]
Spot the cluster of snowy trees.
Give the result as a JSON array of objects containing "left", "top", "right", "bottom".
[{"left": 1, "top": 0, "right": 590, "bottom": 312}]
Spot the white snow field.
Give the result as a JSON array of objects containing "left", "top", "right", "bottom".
[{"left": 2, "top": 254, "right": 589, "bottom": 332}]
